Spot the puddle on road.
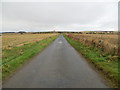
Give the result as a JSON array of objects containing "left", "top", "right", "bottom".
[{"left": 58, "top": 41, "right": 62, "bottom": 44}]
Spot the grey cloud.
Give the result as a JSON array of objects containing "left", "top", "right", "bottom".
[{"left": 2, "top": 2, "right": 118, "bottom": 32}]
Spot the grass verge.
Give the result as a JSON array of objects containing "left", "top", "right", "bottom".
[
  {"left": 2, "top": 35, "right": 58, "bottom": 80},
  {"left": 64, "top": 35, "right": 118, "bottom": 88}
]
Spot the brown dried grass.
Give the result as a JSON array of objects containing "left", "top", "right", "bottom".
[
  {"left": 2, "top": 33, "right": 57, "bottom": 50},
  {"left": 67, "top": 34, "right": 118, "bottom": 56}
]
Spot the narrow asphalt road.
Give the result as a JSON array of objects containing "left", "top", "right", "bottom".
[{"left": 3, "top": 35, "right": 108, "bottom": 88}]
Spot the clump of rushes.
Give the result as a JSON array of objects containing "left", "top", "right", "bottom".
[
  {"left": 64, "top": 34, "right": 118, "bottom": 88},
  {"left": 2, "top": 35, "right": 58, "bottom": 80}
]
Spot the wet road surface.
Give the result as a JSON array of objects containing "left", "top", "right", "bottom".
[{"left": 3, "top": 35, "right": 108, "bottom": 88}]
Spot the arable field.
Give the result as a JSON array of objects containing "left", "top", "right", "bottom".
[
  {"left": 2, "top": 33, "right": 58, "bottom": 79},
  {"left": 65, "top": 33, "right": 119, "bottom": 87},
  {"left": 3, "top": 33, "right": 57, "bottom": 50}
]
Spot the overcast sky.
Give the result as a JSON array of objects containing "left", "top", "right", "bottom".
[{"left": 1, "top": 0, "right": 118, "bottom": 32}]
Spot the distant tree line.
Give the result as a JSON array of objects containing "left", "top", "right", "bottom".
[{"left": 2, "top": 31, "right": 119, "bottom": 34}]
